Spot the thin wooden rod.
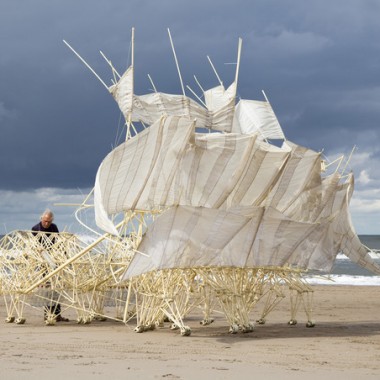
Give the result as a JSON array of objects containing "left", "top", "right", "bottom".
[
  {"left": 341, "top": 145, "right": 357, "bottom": 176},
  {"left": 194, "top": 75, "right": 205, "bottom": 93},
  {"left": 167, "top": 28, "right": 185, "bottom": 96},
  {"left": 99, "top": 50, "right": 121, "bottom": 80},
  {"left": 63, "top": 40, "right": 109, "bottom": 90},
  {"left": 127, "top": 27, "right": 135, "bottom": 130},
  {"left": 24, "top": 221, "right": 125, "bottom": 293},
  {"left": 148, "top": 74, "right": 158, "bottom": 92},
  {"left": 207, "top": 55, "right": 223, "bottom": 86},
  {"left": 234, "top": 38, "right": 242, "bottom": 87},
  {"left": 131, "top": 27, "right": 135, "bottom": 68},
  {"left": 186, "top": 85, "right": 206, "bottom": 107}
]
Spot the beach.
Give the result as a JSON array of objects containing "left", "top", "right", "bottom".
[{"left": 1, "top": 285, "right": 379, "bottom": 379}]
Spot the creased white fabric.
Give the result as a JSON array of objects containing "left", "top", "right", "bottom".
[
  {"left": 108, "top": 66, "right": 237, "bottom": 132},
  {"left": 101, "top": 66, "right": 376, "bottom": 278},
  {"left": 232, "top": 99, "right": 285, "bottom": 140}
]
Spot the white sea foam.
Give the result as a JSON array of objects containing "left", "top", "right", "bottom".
[
  {"left": 336, "top": 253, "right": 349, "bottom": 260},
  {"left": 306, "top": 274, "right": 380, "bottom": 286},
  {"left": 335, "top": 251, "right": 380, "bottom": 260}
]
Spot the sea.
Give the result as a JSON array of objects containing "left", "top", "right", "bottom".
[
  {"left": 1, "top": 234, "right": 380, "bottom": 286},
  {"left": 307, "top": 235, "right": 380, "bottom": 286}
]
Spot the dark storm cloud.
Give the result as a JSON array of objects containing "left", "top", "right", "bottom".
[{"left": 1, "top": 0, "right": 380, "bottom": 193}]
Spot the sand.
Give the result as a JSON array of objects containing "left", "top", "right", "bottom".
[{"left": 1, "top": 285, "right": 380, "bottom": 379}]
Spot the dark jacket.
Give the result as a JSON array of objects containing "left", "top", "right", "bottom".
[{"left": 32, "top": 222, "right": 59, "bottom": 233}]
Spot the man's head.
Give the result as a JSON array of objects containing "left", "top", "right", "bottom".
[{"left": 40, "top": 209, "right": 54, "bottom": 229}]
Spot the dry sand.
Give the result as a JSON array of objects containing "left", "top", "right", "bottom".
[{"left": 1, "top": 285, "right": 380, "bottom": 379}]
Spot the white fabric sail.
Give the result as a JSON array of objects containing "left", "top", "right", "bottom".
[
  {"left": 179, "top": 133, "right": 290, "bottom": 209},
  {"left": 93, "top": 116, "right": 293, "bottom": 234},
  {"left": 329, "top": 174, "right": 380, "bottom": 274},
  {"left": 204, "top": 82, "right": 236, "bottom": 111},
  {"left": 94, "top": 109, "right": 378, "bottom": 276},
  {"left": 131, "top": 92, "right": 208, "bottom": 127},
  {"left": 217, "top": 138, "right": 291, "bottom": 208},
  {"left": 108, "top": 65, "right": 238, "bottom": 132},
  {"left": 122, "top": 205, "right": 329, "bottom": 280},
  {"left": 263, "top": 141, "right": 322, "bottom": 213},
  {"left": 108, "top": 66, "right": 134, "bottom": 122},
  {"left": 284, "top": 173, "right": 351, "bottom": 271},
  {"left": 94, "top": 115, "right": 195, "bottom": 234},
  {"left": 232, "top": 99, "right": 285, "bottom": 140},
  {"left": 122, "top": 172, "right": 380, "bottom": 280},
  {"left": 116, "top": 136, "right": 336, "bottom": 278},
  {"left": 94, "top": 164, "right": 119, "bottom": 235},
  {"left": 203, "top": 82, "right": 237, "bottom": 132},
  {"left": 96, "top": 44, "right": 377, "bottom": 279}
]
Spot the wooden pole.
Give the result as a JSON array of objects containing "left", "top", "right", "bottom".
[
  {"left": 207, "top": 55, "right": 223, "bottom": 87},
  {"left": 126, "top": 27, "right": 135, "bottom": 135},
  {"left": 63, "top": 40, "right": 109, "bottom": 90},
  {"left": 234, "top": 38, "right": 242, "bottom": 87},
  {"left": 99, "top": 50, "right": 121, "bottom": 79},
  {"left": 147, "top": 74, "right": 158, "bottom": 93},
  {"left": 167, "top": 28, "right": 185, "bottom": 96},
  {"left": 186, "top": 85, "right": 207, "bottom": 107},
  {"left": 24, "top": 221, "right": 125, "bottom": 293},
  {"left": 194, "top": 75, "right": 205, "bottom": 93}
]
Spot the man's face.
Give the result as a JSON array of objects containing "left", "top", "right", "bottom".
[{"left": 41, "top": 215, "right": 53, "bottom": 228}]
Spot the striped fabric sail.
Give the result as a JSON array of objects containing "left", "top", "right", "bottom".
[
  {"left": 94, "top": 115, "right": 291, "bottom": 234},
  {"left": 108, "top": 65, "right": 238, "bottom": 132},
  {"left": 122, "top": 173, "right": 380, "bottom": 279},
  {"left": 232, "top": 99, "right": 285, "bottom": 140},
  {"left": 97, "top": 50, "right": 377, "bottom": 279}
]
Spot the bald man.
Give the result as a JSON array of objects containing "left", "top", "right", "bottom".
[{"left": 32, "top": 209, "right": 69, "bottom": 322}]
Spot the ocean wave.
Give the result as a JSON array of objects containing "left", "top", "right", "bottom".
[
  {"left": 306, "top": 274, "right": 380, "bottom": 286},
  {"left": 335, "top": 251, "right": 380, "bottom": 260}
]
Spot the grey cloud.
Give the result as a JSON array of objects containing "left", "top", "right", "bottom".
[{"left": 1, "top": 0, "right": 380, "bottom": 194}]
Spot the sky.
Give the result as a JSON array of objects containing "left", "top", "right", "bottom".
[{"left": 1, "top": 0, "right": 380, "bottom": 235}]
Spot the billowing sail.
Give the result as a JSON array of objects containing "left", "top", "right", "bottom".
[
  {"left": 330, "top": 174, "right": 380, "bottom": 274},
  {"left": 94, "top": 115, "right": 195, "bottom": 234},
  {"left": 263, "top": 141, "right": 322, "bottom": 213},
  {"left": 108, "top": 65, "right": 238, "bottom": 132},
  {"left": 94, "top": 115, "right": 293, "bottom": 233},
  {"left": 131, "top": 92, "right": 207, "bottom": 127},
  {"left": 284, "top": 173, "right": 353, "bottom": 271},
  {"left": 122, "top": 170, "right": 380, "bottom": 280},
  {"left": 232, "top": 99, "right": 285, "bottom": 140},
  {"left": 179, "top": 132, "right": 290, "bottom": 209},
  {"left": 122, "top": 205, "right": 328, "bottom": 280},
  {"left": 203, "top": 82, "right": 237, "bottom": 132},
  {"left": 108, "top": 66, "right": 134, "bottom": 122},
  {"left": 94, "top": 37, "right": 378, "bottom": 279}
]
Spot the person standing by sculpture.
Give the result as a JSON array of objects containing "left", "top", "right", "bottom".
[{"left": 32, "top": 209, "right": 69, "bottom": 322}]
